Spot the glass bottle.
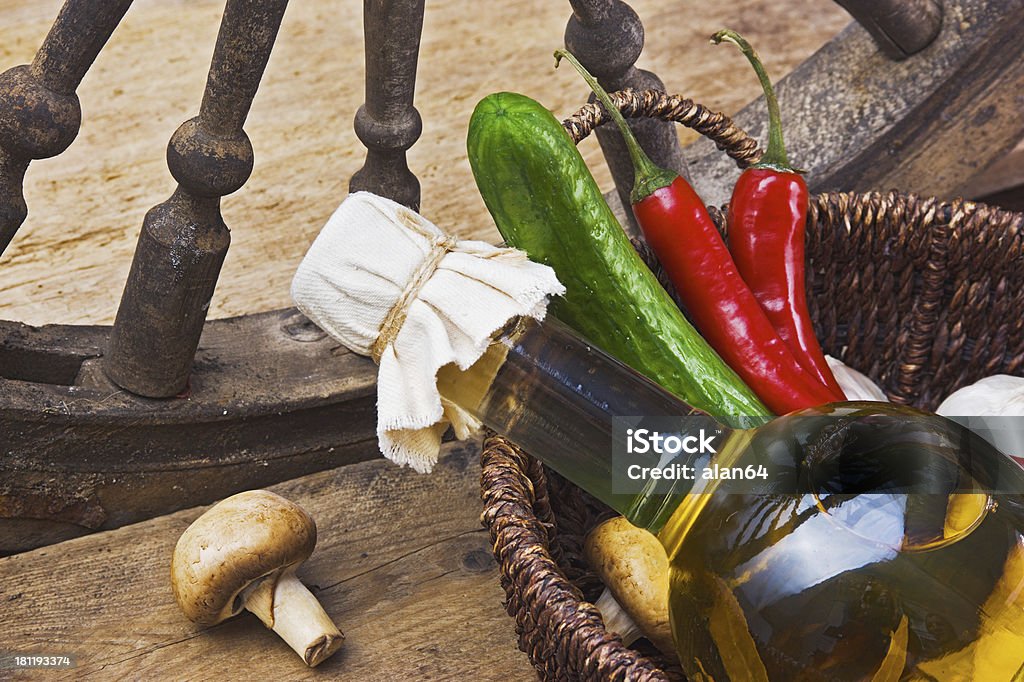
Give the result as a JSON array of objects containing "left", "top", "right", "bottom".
[{"left": 438, "top": 315, "right": 1024, "bottom": 681}]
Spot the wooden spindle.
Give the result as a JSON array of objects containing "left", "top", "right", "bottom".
[
  {"left": 104, "top": 0, "right": 289, "bottom": 398},
  {"left": 834, "top": 0, "right": 943, "bottom": 59},
  {"left": 349, "top": 0, "right": 425, "bottom": 211},
  {"left": 564, "top": 0, "right": 688, "bottom": 230},
  {"left": 0, "top": 0, "right": 134, "bottom": 255}
]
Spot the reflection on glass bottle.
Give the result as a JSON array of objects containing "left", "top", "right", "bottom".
[
  {"left": 439, "top": 315, "right": 1024, "bottom": 680},
  {"left": 662, "top": 409, "right": 1024, "bottom": 680}
]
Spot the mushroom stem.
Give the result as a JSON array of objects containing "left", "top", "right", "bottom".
[
  {"left": 245, "top": 568, "right": 344, "bottom": 667},
  {"left": 595, "top": 587, "right": 643, "bottom": 646}
]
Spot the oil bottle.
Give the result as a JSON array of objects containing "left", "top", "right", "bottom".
[{"left": 439, "top": 314, "right": 1024, "bottom": 680}]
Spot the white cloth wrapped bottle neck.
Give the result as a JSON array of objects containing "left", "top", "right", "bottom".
[{"left": 291, "top": 192, "right": 565, "bottom": 472}]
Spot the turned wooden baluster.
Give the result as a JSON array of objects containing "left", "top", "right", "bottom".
[
  {"left": 565, "top": 0, "right": 688, "bottom": 229},
  {"left": 349, "top": 0, "right": 426, "bottom": 210},
  {"left": 0, "top": 0, "right": 134, "bottom": 256},
  {"left": 105, "top": 0, "right": 289, "bottom": 398},
  {"left": 835, "top": 0, "right": 943, "bottom": 59}
]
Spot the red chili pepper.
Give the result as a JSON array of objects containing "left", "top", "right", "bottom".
[
  {"left": 712, "top": 30, "right": 845, "bottom": 399},
  {"left": 554, "top": 50, "right": 838, "bottom": 415}
]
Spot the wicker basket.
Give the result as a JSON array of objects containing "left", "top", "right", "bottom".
[{"left": 478, "top": 89, "right": 1024, "bottom": 681}]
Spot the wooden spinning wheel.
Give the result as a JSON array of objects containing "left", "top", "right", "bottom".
[{"left": 1, "top": 0, "right": 1022, "bottom": 556}]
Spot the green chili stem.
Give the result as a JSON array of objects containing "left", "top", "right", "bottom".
[
  {"left": 553, "top": 49, "right": 677, "bottom": 203},
  {"left": 710, "top": 29, "right": 791, "bottom": 171}
]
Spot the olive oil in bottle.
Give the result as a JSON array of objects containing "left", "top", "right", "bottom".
[{"left": 658, "top": 410, "right": 1024, "bottom": 680}]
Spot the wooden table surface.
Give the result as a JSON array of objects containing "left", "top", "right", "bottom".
[{"left": 0, "top": 441, "right": 539, "bottom": 680}]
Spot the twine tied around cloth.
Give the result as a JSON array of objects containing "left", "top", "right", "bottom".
[{"left": 370, "top": 231, "right": 457, "bottom": 363}]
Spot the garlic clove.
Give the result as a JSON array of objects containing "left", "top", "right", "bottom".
[
  {"left": 937, "top": 375, "right": 1024, "bottom": 416},
  {"left": 825, "top": 355, "right": 888, "bottom": 402},
  {"left": 937, "top": 375, "right": 1024, "bottom": 466}
]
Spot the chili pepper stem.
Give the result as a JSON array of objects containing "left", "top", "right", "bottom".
[
  {"left": 710, "top": 30, "right": 791, "bottom": 171},
  {"left": 553, "top": 49, "right": 677, "bottom": 203}
]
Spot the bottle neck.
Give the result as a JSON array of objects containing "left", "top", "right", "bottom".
[{"left": 437, "top": 315, "right": 726, "bottom": 532}]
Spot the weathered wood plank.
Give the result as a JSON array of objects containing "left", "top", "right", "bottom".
[
  {"left": 0, "top": 440, "right": 535, "bottom": 680},
  {"left": 962, "top": 140, "right": 1024, "bottom": 199}
]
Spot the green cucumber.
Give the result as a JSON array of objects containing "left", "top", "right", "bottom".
[{"left": 467, "top": 91, "right": 770, "bottom": 425}]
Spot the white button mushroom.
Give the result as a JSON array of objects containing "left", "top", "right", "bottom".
[{"left": 170, "top": 490, "right": 344, "bottom": 667}]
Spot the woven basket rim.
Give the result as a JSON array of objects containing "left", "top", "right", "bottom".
[{"left": 561, "top": 87, "right": 763, "bottom": 168}]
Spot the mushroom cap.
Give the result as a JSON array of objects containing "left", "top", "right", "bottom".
[
  {"left": 585, "top": 516, "right": 674, "bottom": 655},
  {"left": 171, "top": 489, "right": 317, "bottom": 625}
]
